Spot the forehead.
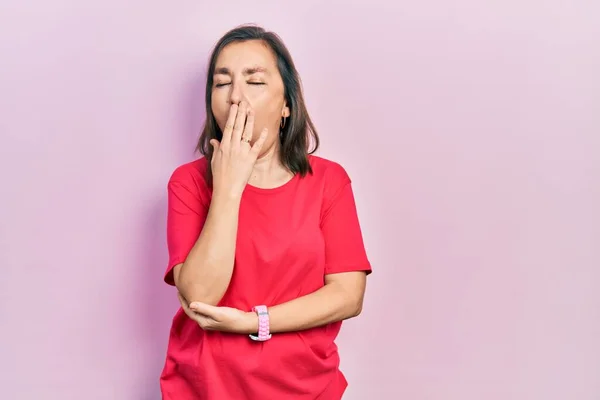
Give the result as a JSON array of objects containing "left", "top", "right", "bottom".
[{"left": 214, "top": 40, "right": 278, "bottom": 72}]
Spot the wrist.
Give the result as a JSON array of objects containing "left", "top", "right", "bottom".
[
  {"left": 212, "top": 189, "right": 243, "bottom": 204},
  {"left": 243, "top": 311, "right": 259, "bottom": 334}
]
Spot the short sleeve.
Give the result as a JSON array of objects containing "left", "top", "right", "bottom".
[
  {"left": 164, "top": 165, "right": 210, "bottom": 286},
  {"left": 320, "top": 164, "right": 372, "bottom": 275}
]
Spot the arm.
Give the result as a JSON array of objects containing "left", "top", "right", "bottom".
[
  {"left": 186, "top": 170, "right": 372, "bottom": 334},
  {"left": 186, "top": 271, "right": 368, "bottom": 334},
  {"left": 265, "top": 171, "right": 371, "bottom": 331},
  {"left": 248, "top": 271, "right": 367, "bottom": 333},
  {"left": 169, "top": 101, "right": 267, "bottom": 306},
  {"left": 173, "top": 191, "right": 241, "bottom": 306}
]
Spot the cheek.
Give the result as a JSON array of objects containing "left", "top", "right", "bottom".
[
  {"left": 251, "top": 112, "right": 279, "bottom": 139},
  {"left": 250, "top": 99, "right": 283, "bottom": 128},
  {"left": 211, "top": 96, "right": 228, "bottom": 129}
]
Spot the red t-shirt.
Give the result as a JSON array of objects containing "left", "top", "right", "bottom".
[{"left": 160, "top": 155, "right": 372, "bottom": 400}]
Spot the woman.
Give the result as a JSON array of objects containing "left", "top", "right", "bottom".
[{"left": 160, "top": 24, "right": 372, "bottom": 400}]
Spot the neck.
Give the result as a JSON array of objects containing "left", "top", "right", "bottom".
[{"left": 249, "top": 140, "right": 293, "bottom": 188}]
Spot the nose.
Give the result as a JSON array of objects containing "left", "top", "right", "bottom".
[{"left": 228, "top": 79, "right": 246, "bottom": 106}]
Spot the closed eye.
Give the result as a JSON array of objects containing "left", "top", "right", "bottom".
[{"left": 215, "top": 82, "right": 264, "bottom": 88}]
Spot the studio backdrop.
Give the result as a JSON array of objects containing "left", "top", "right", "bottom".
[{"left": 0, "top": 1, "right": 598, "bottom": 399}]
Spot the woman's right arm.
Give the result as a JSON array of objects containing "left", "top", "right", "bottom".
[
  {"left": 173, "top": 192, "right": 241, "bottom": 306},
  {"left": 171, "top": 101, "right": 267, "bottom": 306}
]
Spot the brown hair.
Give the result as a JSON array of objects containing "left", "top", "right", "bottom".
[{"left": 196, "top": 24, "right": 319, "bottom": 184}]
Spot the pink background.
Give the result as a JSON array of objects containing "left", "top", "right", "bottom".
[{"left": 1, "top": 1, "right": 599, "bottom": 399}]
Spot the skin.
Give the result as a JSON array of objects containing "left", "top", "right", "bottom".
[
  {"left": 174, "top": 39, "right": 367, "bottom": 335},
  {"left": 211, "top": 40, "right": 293, "bottom": 190}
]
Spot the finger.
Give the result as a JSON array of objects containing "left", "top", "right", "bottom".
[
  {"left": 182, "top": 306, "right": 196, "bottom": 320},
  {"left": 241, "top": 108, "right": 255, "bottom": 144},
  {"left": 221, "top": 104, "right": 238, "bottom": 147},
  {"left": 190, "top": 301, "right": 219, "bottom": 318},
  {"left": 177, "top": 292, "right": 192, "bottom": 311},
  {"left": 179, "top": 298, "right": 198, "bottom": 320},
  {"left": 178, "top": 294, "right": 211, "bottom": 326},
  {"left": 197, "top": 314, "right": 216, "bottom": 330},
  {"left": 249, "top": 128, "right": 269, "bottom": 157},
  {"left": 187, "top": 308, "right": 212, "bottom": 330},
  {"left": 177, "top": 293, "right": 194, "bottom": 314},
  {"left": 231, "top": 101, "right": 247, "bottom": 144},
  {"left": 177, "top": 293, "right": 198, "bottom": 316}
]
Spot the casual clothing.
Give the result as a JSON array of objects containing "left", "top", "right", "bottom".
[{"left": 160, "top": 155, "right": 371, "bottom": 399}]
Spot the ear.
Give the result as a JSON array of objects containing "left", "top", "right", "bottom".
[{"left": 282, "top": 104, "right": 290, "bottom": 118}]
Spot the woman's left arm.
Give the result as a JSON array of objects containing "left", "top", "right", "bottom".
[
  {"left": 182, "top": 271, "right": 366, "bottom": 334},
  {"left": 261, "top": 271, "right": 367, "bottom": 333},
  {"left": 265, "top": 169, "right": 371, "bottom": 332}
]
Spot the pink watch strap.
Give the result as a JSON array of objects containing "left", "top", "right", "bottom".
[{"left": 249, "top": 305, "right": 272, "bottom": 341}]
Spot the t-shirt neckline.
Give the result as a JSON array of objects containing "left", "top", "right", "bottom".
[{"left": 244, "top": 172, "right": 299, "bottom": 194}]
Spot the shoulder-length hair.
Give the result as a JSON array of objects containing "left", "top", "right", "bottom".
[{"left": 196, "top": 24, "right": 319, "bottom": 184}]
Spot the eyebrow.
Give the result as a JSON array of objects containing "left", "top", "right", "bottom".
[{"left": 214, "top": 66, "right": 268, "bottom": 76}]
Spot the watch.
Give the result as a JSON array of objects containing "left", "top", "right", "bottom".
[{"left": 249, "top": 305, "right": 272, "bottom": 341}]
